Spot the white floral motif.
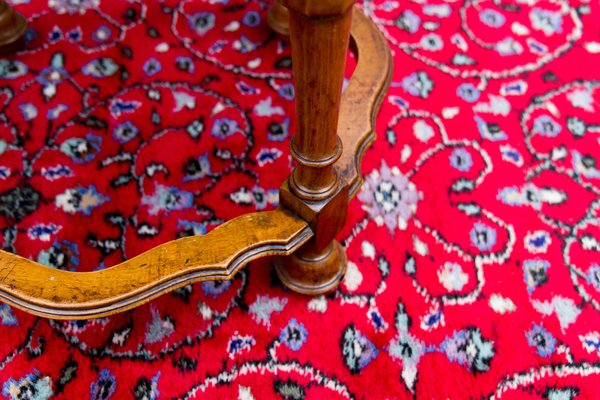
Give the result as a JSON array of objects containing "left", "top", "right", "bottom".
[{"left": 358, "top": 161, "right": 421, "bottom": 232}]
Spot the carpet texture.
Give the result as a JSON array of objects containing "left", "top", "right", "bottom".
[{"left": 0, "top": 0, "right": 599, "bottom": 398}]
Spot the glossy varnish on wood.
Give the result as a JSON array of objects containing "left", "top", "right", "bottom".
[
  {"left": 0, "top": 0, "right": 26, "bottom": 55},
  {"left": 0, "top": 2, "right": 392, "bottom": 319},
  {"left": 0, "top": 210, "right": 311, "bottom": 319},
  {"left": 275, "top": 0, "right": 356, "bottom": 294}
]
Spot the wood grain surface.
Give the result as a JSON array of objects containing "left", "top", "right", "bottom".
[
  {"left": 338, "top": 8, "right": 393, "bottom": 198},
  {"left": 0, "top": 209, "right": 312, "bottom": 319}
]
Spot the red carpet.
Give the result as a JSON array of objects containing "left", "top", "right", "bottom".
[{"left": 0, "top": 0, "right": 599, "bottom": 398}]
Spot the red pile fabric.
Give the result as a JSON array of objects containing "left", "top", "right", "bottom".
[{"left": 0, "top": 0, "right": 598, "bottom": 398}]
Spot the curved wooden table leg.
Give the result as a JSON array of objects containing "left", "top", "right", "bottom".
[
  {"left": 0, "top": 209, "right": 312, "bottom": 319},
  {"left": 0, "top": 0, "right": 27, "bottom": 55},
  {"left": 274, "top": 0, "right": 354, "bottom": 295},
  {"left": 275, "top": 4, "right": 392, "bottom": 295},
  {"left": 268, "top": 0, "right": 289, "bottom": 36}
]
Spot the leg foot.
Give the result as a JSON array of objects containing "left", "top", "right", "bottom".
[
  {"left": 267, "top": 0, "right": 289, "bottom": 36},
  {"left": 276, "top": 241, "right": 347, "bottom": 295},
  {"left": 0, "top": 1, "right": 26, "bottom": 56}
]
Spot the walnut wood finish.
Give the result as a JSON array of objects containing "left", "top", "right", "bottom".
[
  {"left": 267, "top": 0, "right": 289, "bottom": 36},
  {"left": 268, "top": 5, "right": 392, "bottom": 198},
  {"left": 0, "top": 5, "right": 392, "bottom": 319},
  {"left": 274, "top": 0, "right": 355, "bottom": 294},
  {"left": 0, "top": 0, "right": 26, "bottom": 55},
  {"left": 0, "top": 210, "right": 311, "bottom": 319},
  {"left": 338, "top": 9, "right": 393, "bottom": 198}
]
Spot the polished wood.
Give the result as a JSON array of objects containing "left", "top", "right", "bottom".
[
  {"left": 0, "top": 210, "right": 311, "bottom": 319},
  {"left": 275, "top": 8, "right": 391, "bottom": 294},
  {"left": 0, "top": 0, "right": 26, "bottom": 55},
  {"left": 275, "top": 0, "right": 355, "bottom": 294},
  {"left": 338, "top": 9, "right": 393, "bottom": 198},
  {"left": 276, "top": 241, "right": 347, "bottom": 295},
  {"left": 267, "top": 0, "right": 289, "bottom": 36},
  {"left": 0, "top": 6, "right": 392, "bottom": 318},
  {"left": 283, "top": 0, "right": 353, "bottom": 202}
]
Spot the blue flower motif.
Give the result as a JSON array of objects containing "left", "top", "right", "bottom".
[
  {"left": 268, "top": 118, "right": 290, "bottom": 142},
  {"left": 278, "top": 83, "right": 295, "bottom": 100},
  {"left": 143, "top": 58, "right": 162, "bottom": 76},
  {"left": 227, "top": 334, "right": 255, "bottom": 358},
  {"left": 112, "top": 121, "right": 139, "bottom": 143},
  {"left": 449, "top": 148, "right": 473, "bottom": 172},
  {"left": 183, "top": 154, "right": 211, "bottom": 181},
  {"left": 201, "top": 280, "right": 231, "bottom": 299},
  {"left": 530, "top": 8, "right": 563, "bottom": 36},
  {"left": 3, "top": 372, "right": 53, "bottom": 400},
  {"left": 19, "top": 103, "right": 37, "bottom": 121},
  {"left": 523, "top": 259, "right": 550, "bottom": 293},
  {"left": 38, "top": 53, "right": 69, "bottom": 98},
  {"left": 479, "top": 9, "right": 505, "bottom": 27},
  {"left": 440, "top": 327, "right": 495, "bottom": 372},
  {"left": 587, "top": 264, "right": 600, "bottom": 292},
  {"left": 90, "top": 369, "right": 116, "bottom": 400},
  {"left": 475, "top": 116, "right": 507, "bottom": 141},
  {"left": 55, "top": 185, "right": 108, "bottom": 216},
  {"left": 67, "top": 27, "right": 82, "bottom": 42},
  {"left": 48, "top": 26, "right": 63, "bottom": 42},
  {"left": 42, "top": 164, "right": 73, "bottom": 181},
  {"left": 233, "top": 35, "right": 257, "bottom": 53},
  {"left": 27, "top": 223, "right": 62, "bottom": 241},
  {"left": 524, "top": 230, "right": 551, "bottom": 253},
  {"left": 188, "top": 12, "right": 215, "bottom": 36},
  {"left": 280, "top": 319, "right": 308, "bottom": 351},
  {"left": 495, "top": 37, "right": 523, "bottom": 56},
  {"left": 82, "top": 58, "right": 119, "bottom": 78},
  {"left": 0, "top": 166, "right": 9, "bottom": 180},
  {"left": 470, "top": 222, "right": 497, "bottom": 251},
  {"left": 211, "top": 118, "right": 240, "bottom": 139},
  {"left": 456, "top": 83, "right": 480, "bottom": 103},
  {"left": 0, "top": 59, "right": 28, "bottom": 79},
  {"left": 567, "top": 117, "right": 587, "bottom": 137},
  {"left": 242, "top": 11, "right": 261, "bottom": 27},
  {"left": 175, "top": 56, "right": 195, "bottom": 73},
  {"left": 0, "top": 304, "right": 17, "bottom": 326},
  {"left": 532, "top": 115, "right": 562, "bottom": 137},
  {"left": 395, "top": 10, "right": 420, "bottom": 34},
  {"left": 47, "top": 104, "right": 69, "bottom": 120},
  {"left": 401, "top": 71, "right": 433, "bottom": 98},
  {"left": 341, "top": 324, "right": 378, "bottom": 374},
  {"left": 256, "top": 148, "right": 282, "bottom": 167},
  {"left": 24, "top": 28, "right": 37, "bottom": 43},
  {"left": 50, "top": 0, "right": 99, "bottom": 14},
  {"left": 420, "top": 33, "right": 443, "bottom": 51},
  {"left": 93, "top": 25, "right": 111, "bottom": 42},
  {"left": 110, "top": 99, "right": 141, "bottom": 117},
  {"left": 500, "top": 145, "right": 523, "bottom": 166},
  {"left": 142, "top": 185, "right": 194, "bottom": 215},
  {"left": 37, "top": 240, "right": 80, "bottom": 271},
  {"left": 60, "top": 134, "right": 102, "bottom": 163},
  {"left": 177, "top": 220, "right": 208, "bottom": 236},
  {"left": 526, "top": 324, "right": 556, "bottom": 357}
]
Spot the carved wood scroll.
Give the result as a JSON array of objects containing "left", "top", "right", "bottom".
[
  {"left": 338, "top": 9, "right": 393, "bottom": 198},
  {"left": 0, "top": 210, "right": 311, "bottom": 319}
]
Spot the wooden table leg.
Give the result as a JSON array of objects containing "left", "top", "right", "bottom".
[
  {"left": 267, "top": 0, "right": 289, "bottom": 36},
  {"left": 0, "top": 0, "right": 27, "bottom": 56},
  {"left": 276, "top": 0, "right": 355, "bottom": 294}
]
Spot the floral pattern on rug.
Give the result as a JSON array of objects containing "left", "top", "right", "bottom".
[{"left": 0, "top": 0, "right": 598, "bottom": 398}]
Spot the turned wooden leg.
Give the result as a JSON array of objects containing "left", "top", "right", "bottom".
[
  {"left": 276, "top": 0, "right": 354, "bottom": 294},
  {"left": 268, "top": 0, "right": 289, "bottom": 36},
  {"left": 0, "top": 0, "right": 26, "bottom": 55}
]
